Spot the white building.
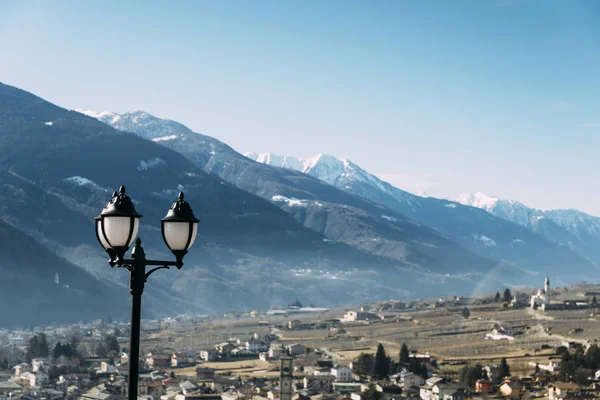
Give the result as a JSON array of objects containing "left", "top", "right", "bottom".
[
  {"left": 29, "top": 372, "right": 48, "bottom": 389},
  {"left": 331, "top": 366, "right": 352, "bottom": 382},
  {"left": 246, "top": 340, "right": 269, "bottom": 353},
  {"left": 269, "top": 346, "right": 287, "bottom": 359},
  {"left": 342, "top": 311, "right": 379, "bottom": 322},
  {"left": 531, "top": 276, "right": 551, "bottom": 309},
  {"left": 401, "top": 372, "right": 424, "bottom": 389}
]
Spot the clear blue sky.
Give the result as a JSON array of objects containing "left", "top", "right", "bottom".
[{"left": 1, "top": 1, "right": 600, "bottom": 214}]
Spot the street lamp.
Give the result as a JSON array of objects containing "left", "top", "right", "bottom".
[{"left": 95, "top": 186, "right": 199, "bottom": 400}]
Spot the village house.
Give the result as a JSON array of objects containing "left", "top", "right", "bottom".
[
  {"left": 431, "top": 383, "right": 469, "bottom": 400},
  {"left": 172, "top": 351, "right": 195, "bottom": 367},
  {"left": 303, "top": 375, "right": 335, "bottom": 393},
  {"left": 409, "top": 352, "right": 432, "bottom": 364},
  {"left": 529, "top": 360, "right": 561, "bottom": 373},
  {"left": 216, "top": 342, "right": 236, "bottom": 356},
  {"left": 548, "top": 383, "right": 582, "bottom": 400},
  {"left": 200, "top": 349, "right": 219, "bottom": 362},
  {"left": 342, "top": 311, "right": 379, "bottom": 322},
  {"left": 474, "top": 379, "right": 492, "bottom": 394},
  {"left": 29, "top": 372, "right": 49, "bottom": 389},
  {"left": 331, "top": 366, "right": 352, "bottom": 382},
  {"left": 400, "top": 372, "right": 424, "bottom": 390},
  {"left": 499, "top": 382, "right": 522, "bottom": 399},
  {"left": 288, "top": 320, "right": 302, "bottom": 330},
  {"left": 269, "top": 346, "right": 287, "bottom": 359},
  {"left": 246, "top": 339, "right": 269, "bottom": 353},
  {"left": 286, "top": 343, "right": 306, "bottom": 356},
  {"left": 146, "top": 353, "right": 171, "bottom": 368},
  {"left": 32, "top": 358, "right": 49, "bottom": 373}
]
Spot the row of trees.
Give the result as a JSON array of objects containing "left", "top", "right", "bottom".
[
  {"left": 558, "top": 343, "right": 600, "bottom": 383},
  {"left": 458, "top": 358, "right": 510, "bottom": 386},
  {"left": 354, "top": 343, "right": 429, "bottom": 380},
  {"left": 494, "top": 289, "right": 512, "bottom": 303},
  {"left": 25, "top": 333, "right": 119, "bottom": 363},
  {"left": 26, "top": 333, "right": 50, "bottom": 360}
]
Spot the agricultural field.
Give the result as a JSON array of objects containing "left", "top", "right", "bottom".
[{"left": 137, "top": 287, "right": 600, "bottom": 379}]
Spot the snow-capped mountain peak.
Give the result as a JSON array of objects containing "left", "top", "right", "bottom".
[
  {"left": 246, "top": 151, "right": 417, "bottom": 206},
  {"left": 456, "top": 192, "right": 499, "bottom": 210},
  {"left": 75, "top": 109, "right": 121, "bottom": 124}
]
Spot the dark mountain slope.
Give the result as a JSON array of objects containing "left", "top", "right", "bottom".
[{"left": 0, "top": 219, "right": 125, "bottom": 328}]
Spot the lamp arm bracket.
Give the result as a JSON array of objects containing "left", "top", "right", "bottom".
[
  {"left": 146, "top": 259, "right": 179, "bottom": 266},
  {"left": 145, "top": 265, "right": 170, "bottom": 281}
]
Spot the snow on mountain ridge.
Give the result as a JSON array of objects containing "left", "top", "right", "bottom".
[
  {"left": 75, "top": 109, "right": 121, "bottom": 124},
  {"left": 247, "top": 151, "right": 417, "bottom": 206},
  {"left": 457, "top": 191, "right": 600, "bottom": 249},
  {"left": 456, "top": 192, "right": 500, "bottom": 210}
]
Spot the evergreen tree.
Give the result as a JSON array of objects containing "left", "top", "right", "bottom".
[
  {"left": 361, "top": 383, "right": 382, "bottom": 400},
  {"left": 170, "top": 371, "right": 176, "bottom": 379},
  {"left": 289, "top": 299, "right": 303, "bottom": 308},
  {"left": 53, "top": 342, "right": 63, "bottom": 359},
  {"left": 461, "top": 307, "right": 470, "bottom": 319},
  {"left": 494, "top": 292, "right": 501, "bottom": 302},
  {"left": 593, "top": 296, "right": 597, "bottom": 305},
  {"left": 26, "top": 333, "right": 50, "bottom": 360},
  {"left": 1, "top": 358, "right": 8, "bottom": 371},
  {"left": 535, "top": 363, "right": 540, "bottom": 374},
  {"left": 354, "top": 353, "right": 375, "bottom": 376},
  {"left": 374, "top": 343, "right": 389, "bottom": 379},
  {"left": 459, "top": 364, "right": 483, "bottom": 388},
  {"left": 503, "top": 289, "right": 512, "bottom": 303},
  {"left": 399, "top": 343, "right": 410, "bottom": 364},
  {"left": 499, "top": 358, "right": 511, "bottom": 379}
]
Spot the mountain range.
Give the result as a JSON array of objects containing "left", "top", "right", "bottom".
[
  {"left": 244, "top": 152, "right": 596, "bottom": 284},
  {"left": 0, "top": 82, "right": 483, "bottom": 326},
  {"left": 81, "top": 109, "right": 595, "bottom": 287},
  {"left": 456, "top": 192, "right": 600, "bottom": 265},
  {"left": 0, "top": 82, "right": 596, "bottom": 326}
]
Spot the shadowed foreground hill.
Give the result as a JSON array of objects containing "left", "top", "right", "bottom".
[{"left": 0, "top": 219, "right": 125, "bottom": 327}]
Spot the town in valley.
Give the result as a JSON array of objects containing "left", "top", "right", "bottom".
[{"left": 3, "top": 277, "right": 600, "bottom": 399}]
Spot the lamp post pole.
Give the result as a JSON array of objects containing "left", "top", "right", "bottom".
[
  {"left": 123, "top": 239, "right": 179, "bottom": 400},
  {"left": 95, "top": 187, "right": 199, "bottom": 400}
]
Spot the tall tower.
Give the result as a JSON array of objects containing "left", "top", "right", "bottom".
[{"left": 280, "top": 356, "right": 293, "bottom": 400}]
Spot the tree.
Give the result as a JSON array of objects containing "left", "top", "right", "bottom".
[
  {"left": 494, "top": 292, "right": 501, "bottom": 303},
  {"left": 503, "top": 289, "right": 512, "bottom": 303},
  {"left": 593, "top": 296, "right": 597, "bottom": 305},
  {"left": 289, "top": 299, "right": 303, "bottom": 308},
  {"left": 374, "top": 344, "right": 389, "bottom": 379},
  {"left": 399, "top": 343, "right": 410, "bottom": 364},
  {"left": 535, "top": 363, "right": 540, "bottom": 374},
  {"left": 459, "top": 364, "right": 483, "bottom": 388},
  {"left": 361, "top": 383, "right": 382, "bottom": 400},
  {"left": 26, "top": 333, "right": 50, "bottom": 361},
  {"left": 170, "top": 371, "right": 176, "bottom": 379},
  {"left": 1, "top": 358, "right": 8, "bottom": 371},
  {"left": 499, "top": 358, "right": 511, "bottom": 379},
  {"left": 354, "top": 353, "right": 375, "bottom": 376},
  {"left": 461, "top": 307, "right": 470, "bottom": 319},
  {"left": 53, "top": 342, "right": 64, "bottom": 359}
]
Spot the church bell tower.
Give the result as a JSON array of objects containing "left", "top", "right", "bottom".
[{"left": 280, "top": 356, "right": 293, "bottom": 400}]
